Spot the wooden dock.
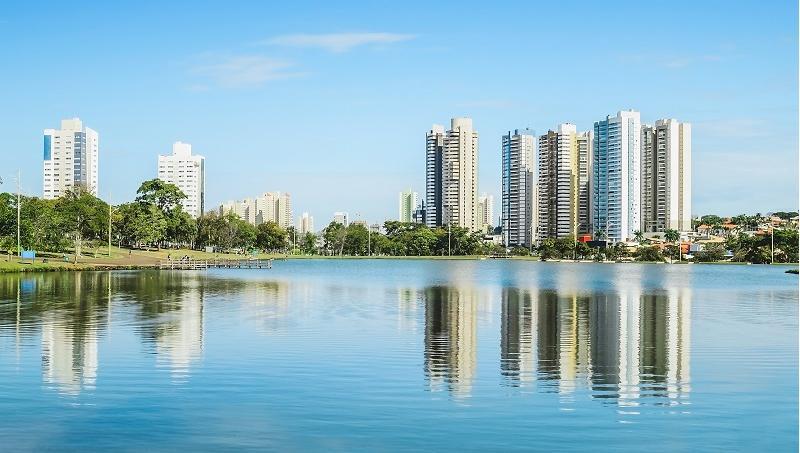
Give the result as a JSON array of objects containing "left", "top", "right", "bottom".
[{"left": 158, "top": 258, "right": 273, "bottom": 270}]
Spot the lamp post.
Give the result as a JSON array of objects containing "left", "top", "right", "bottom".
[{"left": 16, "top": 171, "right": 20, "bottom": 261}]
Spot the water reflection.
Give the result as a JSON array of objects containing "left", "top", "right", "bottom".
[
  {"left": 420, "top": 284, "right": 691, "bottom": 406},
  {"left": 423, "top": 286, "right": 478, "bottom": 398},
  {"left": 0, "top": 270, "right": 691, "bottom": 406}
]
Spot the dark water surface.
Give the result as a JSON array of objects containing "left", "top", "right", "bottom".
[{"left": 0, "top": 260, "right": 796, "bottom": 451}]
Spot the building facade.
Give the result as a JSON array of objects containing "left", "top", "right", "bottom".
[
  {"left": 477, "top": 194, "right": 494, "bottom": 234},
  {"left": 333, "top": 212, "right": 349, "bottom": 226},
  {"left": 43, "top": 118, "right": 99, "bottom": 199},
  {"left": 219, "top": 191, "right": 292, "bottom": 229},
  {"left": 157, "top": 141, "right": 205, "bottom": 218},
  {"left": 501, "top": 129, "right": 536, "bottom": 247},
  {"left": 641, "top": 119, "right": 692, "bottom": 232},
  {"left": 398, "top": 189, "right": 419, "bottom": 223},
  {"left": 592, "top": 110, "right": 641, "bottom": 243},
  {"left": 299, "top": 212, "right": 314, "bottom": 235},
  {"left": 426, "top": 118, "right": 479, "bottom": 231},
  {"left": 537, "top": 124, "right": 592, "bottom": 240}
]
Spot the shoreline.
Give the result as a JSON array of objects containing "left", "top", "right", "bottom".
[{"left": 1, "top": 255, "right": 797, "bottom": 274}]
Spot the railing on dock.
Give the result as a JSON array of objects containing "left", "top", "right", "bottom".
[{"left": 159, "top": 258, "right": 273, "bottom": 270}]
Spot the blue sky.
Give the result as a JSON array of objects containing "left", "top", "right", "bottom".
[{"left": 0, "top": 0, "right": 797, "bottom": 224}]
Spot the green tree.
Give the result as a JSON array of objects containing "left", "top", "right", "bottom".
[
  {"left": 135, "top": 179, "right": 187, "bottom": 212},
  {"left": 634, "top": 230, "right": 645, "bottom": 243},
  {"left": 343, "top": 223, "right": 369, "bottom": 255},
  {"left": 635, "top": 245, "right": 664, "bottom": 262},
  {"left": 300, "top": 232, "right": 318, "bottom": 255},
  {"left": 693, "top": 243, "right": 726, "bottom": 262},
  {"left": 56, "top": 187, "right": 109, "bottom": 261},
  {"left": 115, "top": 202, "right": 166, "bottom": 248},
  {"left": 256, "top": 221, "right": 287, "bottom": 252},
  {"left": 322, "top": 221, "right": 347, "bottom": 255}
]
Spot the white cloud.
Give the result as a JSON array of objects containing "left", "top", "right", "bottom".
[
  {"left": 191, "top": 55, "right": 304, "bottom": 88},
  {"left": 265, "top": 32, "right": 416, "bottom": 53}
]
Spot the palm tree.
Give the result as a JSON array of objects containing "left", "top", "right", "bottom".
[
  {"left": 664, "top": 229, "right": 680, "bottom": 262},
  {"left": 634, "top": 230, "right": 644, "bottom": 244}
]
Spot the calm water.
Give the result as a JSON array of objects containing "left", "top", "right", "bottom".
[{"left": 0, "top": 261, "right": 796, "bottom": 451}]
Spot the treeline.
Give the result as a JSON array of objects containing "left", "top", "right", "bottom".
[{"left": 0, "top": 178, "right": 797, "bottom": 263}]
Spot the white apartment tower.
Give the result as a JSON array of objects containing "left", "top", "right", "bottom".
[
  {"left": 537, "top": 124, "right": 593, "bottom": 240},
  {"left": 299, "top": 212, "right": 314, "bottom": 235},
  {"left": 592, "top": 110, "right": 641, "bottom": 243},
  {"left": 398, "top": 189, "right": 419, "bottom": 223},
  {"left": 477, "top": 194, "right": 494, "bottom": 233},
  {"left": 641, "top": 119, "right": 692, "bottom": 232},
  {"left": 157, "top": 141, "right": 205, "bottom": 218},
  {"left": 425, "top": 118, "right": 479, "bottom": 231},
  {"left": 333, "top": 212, "right": 349, "bottom": 226},
  {"left": 43, "top": 118, "right": 99, "bottom": 199},
  {"left": 258, "top": 192, "right": 292, "bottom": 229},
  {"left": 220, "top": 192, "right": 292, "bottom": 229},
  {"left": 502, "top": 129, "right": 536, "bottom": 247}
]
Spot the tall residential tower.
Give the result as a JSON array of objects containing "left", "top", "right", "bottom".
[
  {"left": 43, "top": 118, "right": 99, "bottom": 199},
  {"left": 592, "top": 110, "right": 641, "bottom": 243},
  {"left": 501, "top": 129, "right": 536, "bottom": 247},
  {"left": 537, "top": 124, "right": 592, "bottom": 240},
  {"left": 158, "top": 141, "right": 205, "bottom": 218},
  {"left": 398, "top": 189, "right": 419, "bottom": 223},
  {"left": 641, "top": 119, "right": 692, "bottom": 232},
  {"left": 425, "top": 118, "right": 479, "bottom": 231}
]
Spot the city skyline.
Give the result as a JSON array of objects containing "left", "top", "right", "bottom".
[{"left": 1, "top": 1, "right": 797, "bottom": 220}]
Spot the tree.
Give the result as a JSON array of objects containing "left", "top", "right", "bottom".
[
  {"left": 115, "top": 202, "right": 166, "bottom": 248},
  {"left": 322, "top": 221, "right": 347, "bottom": 255},
  {"left": 664, "top": 229, "right": 680, "bottom": 243},
  {"left": 343, "top": 223, "right": 369, "bottom": 255},
  {"left": 693, "top": 243, "right": 726, "bottom": 262},
  {"left": 135, "top": 179, "right": 186, "bottom": 212},
  {"left": 635, "top": 246, "right": 664, "bottom": 262},
  {"left": 165, "top": 209, "right": 196, "bottom": 247},
  {"left": 56, "top": 187, "right": 109, "bottom": 261},
  {"left": 634, "top": 230, "right": 645, "bottom": 244},
  {"left": 300, "top": 232, "right": 318, "bottom": 255},
  {"left": 256, "top": 222, "right": 287, "bottom": 252}
]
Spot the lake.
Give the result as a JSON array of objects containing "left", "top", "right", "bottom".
[{"left": 0, "top": 260, "right": 796, "bottom": 451}]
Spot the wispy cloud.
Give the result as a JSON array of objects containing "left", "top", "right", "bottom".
[
  {"left": 190, "top": 55, "right": 304, "bottom": 88},
  {"left": 264, "top": 32, "right": 416, "bottom": 53}
]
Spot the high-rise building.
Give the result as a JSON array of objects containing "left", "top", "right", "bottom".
[
  {"left": 333, "top": 212, "right": 349, "bottom": 226},
  {"left": 502, "top": 129, "right": 536, "bottom": 247},
  {"left": 412, "top": 199, "right": 426, "bottom": 225},
  {"left": 641, "top": 119, "right": 692, "bottom": 232},
  {"left": 593, "top": 110, "right": 641, "bottom": 243},
  {"left": 477, "top": 193, "right": 494, "bottom": 233},
  {"left": 158, "top": 141, "right": 205, "bottom": 218},
  {"left": 219, "top": 191, "right": 292, "bottom": 228},
  {"left": 537, "top": 124, "right": 593, "bottom": 240},
  {"left": 258, "top": 192, "right": 292, "bottom": 228},
  {"left": 426, "top": 118, "right": 479, "bottom": 231},
  {"left": 425, "top": 125, "right": 445, "bottom": 228},
  {"left": 43, "top": 118, "right": 99, "bottom": 199},
  {"left": 299, "top": 212, "right": 314, "bottom": 235},
  {"left": 398, "top": 189, "right": 419, "bottom": 223}
]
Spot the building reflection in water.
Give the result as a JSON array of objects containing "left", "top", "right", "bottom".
[
  {"left": 423, "top": 286, "right": 478, "bottom": 399},
  {"left": 152, "top": 284, "right": 204, "bottom": 380},
  {"left": 34, "top": 272, "right": 107, "bottom": 395},
  {"left": 500, "top": 288, "right": 536, "bottom": 386},
  {"left": 498, "top": 286, "right": 691, "bottom": 406},
  {"left": 420, "top": 283, "right": 690, "bottom": 403}
]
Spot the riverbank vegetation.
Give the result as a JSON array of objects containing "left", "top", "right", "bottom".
[{"left": 1, "top": 180, "right": 798, "bottom": 265}]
